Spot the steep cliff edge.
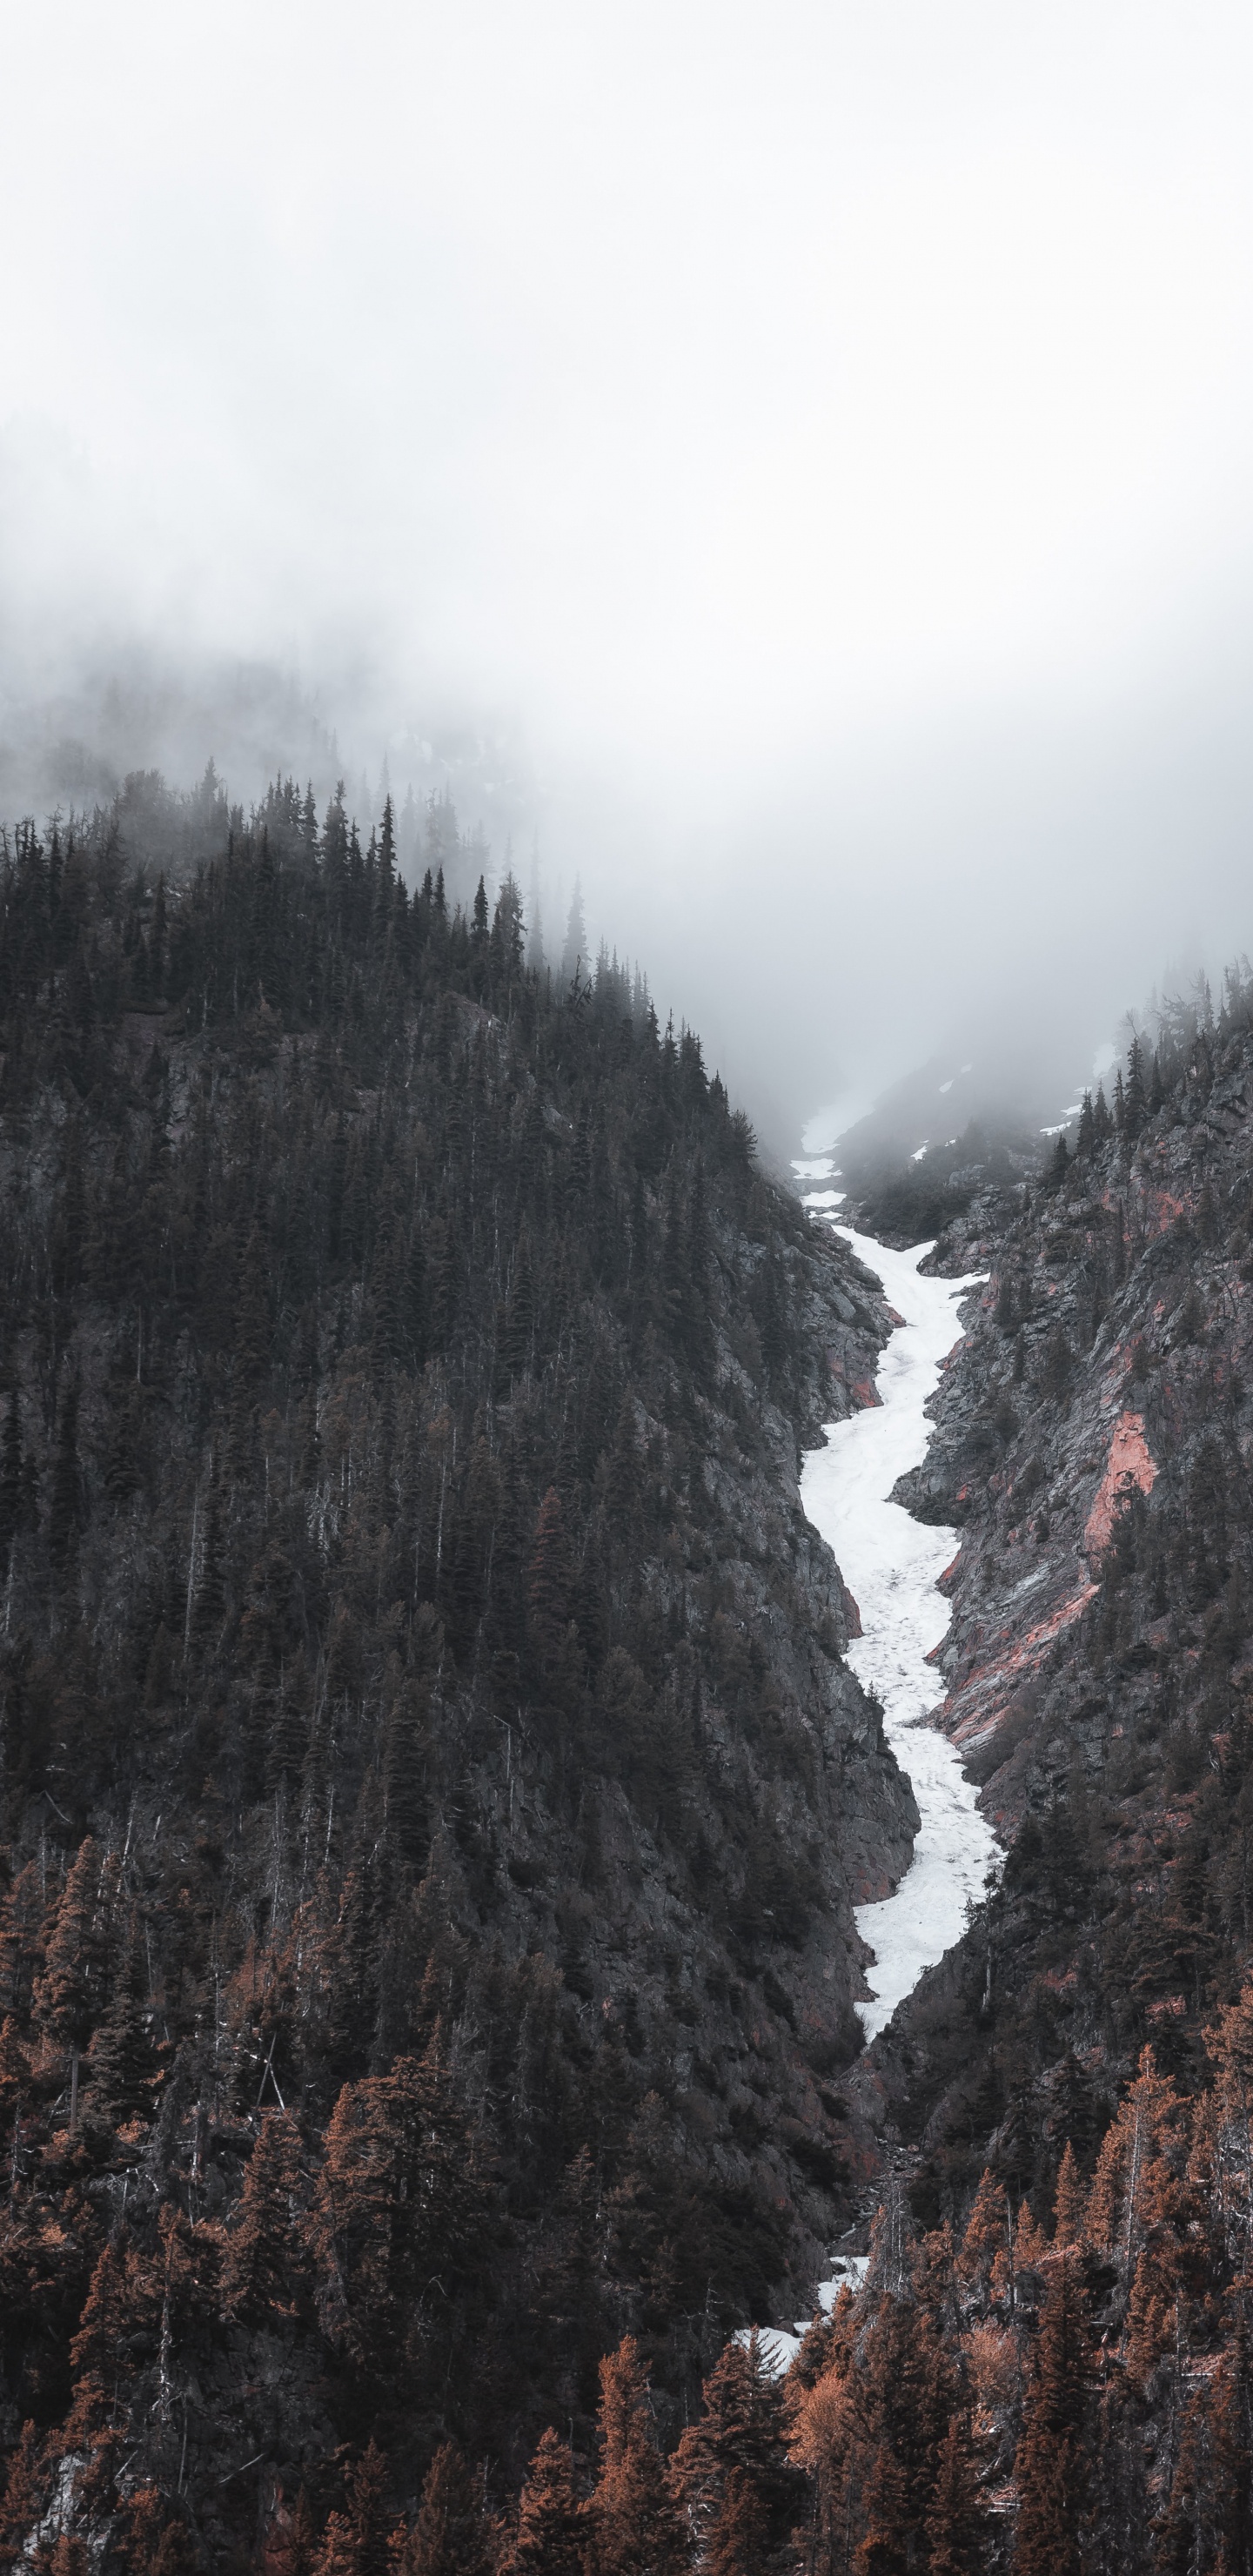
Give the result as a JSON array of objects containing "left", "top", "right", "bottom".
[{"left": 849, "top": 1016, "right": 1253, "bottom": 2225}]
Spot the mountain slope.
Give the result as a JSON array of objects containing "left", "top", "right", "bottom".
[
  {"left": 0, "top": 778, "right": 914, "bottom": 2556},
  {"left": 863, "top": 1003, "right": 1253, "bottom": 2185}
]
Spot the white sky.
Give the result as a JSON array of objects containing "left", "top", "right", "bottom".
[{"left": 3, "top": 1, "right": 1253, "bottom": 1141}]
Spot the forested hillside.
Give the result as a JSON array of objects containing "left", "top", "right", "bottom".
[
  {"left": 836, "top": 983, "right": 1253, "bottom": 2573},
  {"left": 0, "top": 773, "right": 913, "bottom": 2569},
  {"left": 12, "top": 765, "right": 1253, "bottom": 2573}
]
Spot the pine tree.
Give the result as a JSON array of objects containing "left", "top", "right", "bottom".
[
  {"left": 506, "top": 2428, "right": 585, "bottom": 2576},
  {"left": 89, "top": 1906, "right": 157, "bottom": 2128},
  {"left": 400, "top": 2443, "right": 492, "bottom": 2576},
  {"left": 703, "top": 2468, "right": 767, "bottom": 2576},
  {"left": 854, "top": 2443, "right": 910, "bottom": 2576},
  {"left": 561, "top": 881, "right": 587, "bottom": 987},
  {"left": 1053, "top": 2142, "right": 1084, "bottom": 2245},
  {"left": 66, "top": 2227, "right": 144, "bottom": 2439},
  {"left": 312, "top": 2440, "right": 394, "bottom": 2576},
  {"left": 668, "top": 2331, "right": 800, "bottom": 2560},
  {"left": 589, "top": 2338, "right": 687, "bottom": 2576},
  {"left": 1012, "top": 2253, "right": 1091, "bottom": 2576},
  {"left": 924, "top": 2416, "right": 984, "bottom": 2575},
  {"left": 34, "top": 1837, "right": 114, "bottom": 2130},
  {"left": 957, "top": 2170, "right": 1006, "bottom": 2297},
  {"left": 220, "top": 2109, "right": 307, "bottom": 2320},
  {"left": 1123, "top": 1036, "right": 1147, "bottom": 1140},
  {"left": 0, "top": 2422, "right": 46, "bottom": 2572}
]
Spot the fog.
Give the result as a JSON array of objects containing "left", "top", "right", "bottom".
[{"left": 4, "top": 1, "right": 1253, "bottom": 1159}]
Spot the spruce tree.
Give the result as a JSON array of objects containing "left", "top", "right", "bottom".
[
  {"left": 312, "top": 2441, "right": 393, "bottom": 2576},
  {"left": 34, "top": 1838, "right": 113, "bottom": 2130},
  {"left": 703, "top": 2468, "right": 767, "bottom": 2576},
  {"left": 506, "top": 2428, "right": 585, "bottom": 2576},
  {"left": 1012, "top": 2253, "right": 1091, "bottom": 2576},
  {"left": 89, "top": 1907, "right": 157, "bottom": 2129},
  {"left": 220, "top": 2110, "right": 307, "bottom": 2320},
  {"left": 1052, "top": 2142, "right": 1085, "bottom": 2246},
  {"left": 589, "top": 2338, "right": 687, "bottom": 2576},
  {"left": 668, "top": 2331, "right": 801, "bottom": 2559},
  {"left": 401, "top": 2444, "right": 492, "bottom": 2576},
  {"left": 1123, "top": 1036, "right": 1147, "bottom": 1140},
  {"left": 924, "top": 2416, "right": 984, "bottom": 2574}
]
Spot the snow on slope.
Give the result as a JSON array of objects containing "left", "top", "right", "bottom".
[{"left": 797, "top": 1189, "right": 1000, "bottom": 2041}]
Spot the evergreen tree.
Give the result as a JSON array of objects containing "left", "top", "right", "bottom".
[
  {"left": 220, "top": 2110, "right": 307, "bottom": 2320},
  {"left": 312, "top": 2441, "right": 393, "bottom": 2576},
  {"left": 668, "top": 2331, "right": 800, "bottom": 2561},
  {"left": 34, "top": 1838, "right": 114, "bottom": 2129},
  {"left": 506, "top": 2428, "right": 585, "bottom": 2576},
  {"left": 957, "top": 2170, "right": 1006, "bottom": 2296},
  {"left": 1012, "top": 2253, "right": 1091, "bottom": 2576},
  {"left": 89, "top": 1907, "right": 157, "bottom": 2128},
  {"left": 1052, "top": 2142, "right": 1085, "bottom": 2246},
  {"left": 589, "top": 2338, "right": 687, "bottom": 2576},
  {"left": 703, "top": 2469, "right": 767, "bottom": 2576},
  {"left": 400, "top": 2443, "right": 492, "bottom": 2576},
  {"left": 1123, "top": 1036, "right": 1147, "bottom": 1140},
  {"left": 924, "top": 2416, "right": 985, "bottom": 2575},
  {"left": 561, "top": 881, "right": 587, "bottom": 987}
]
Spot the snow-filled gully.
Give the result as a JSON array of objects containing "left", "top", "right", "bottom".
[
  {"left": 747, "top": 1186, "right": 1001, "bottom": 2369},
  {"left": 799, "top": 1197, "right": 1000, "bottom": 2042}
]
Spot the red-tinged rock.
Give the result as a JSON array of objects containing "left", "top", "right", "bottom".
[
  {"left": 842, "top": 1584, "right": 863, "bottom": 1638},
  {"left": 1083, "top": 1410, "right": 1157, "bottom": 1560},
  {"left": 849, "top": 1376, "right": 881, "bottom": 1409}
]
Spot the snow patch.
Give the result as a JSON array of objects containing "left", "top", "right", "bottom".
[
  {"left": 740, "top": 2259, "right": 873, "bottom": 2377},
  {"left": 801, "top": 1222, "right": 1002, "bottom": 2042},
  {"left": 802, "top": 1189, "right": 846, "bottom": 1210}
]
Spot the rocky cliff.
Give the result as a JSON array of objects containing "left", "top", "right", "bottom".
[{"left": 845, "top": 1011, "right": 1253, "bottom": 2225}]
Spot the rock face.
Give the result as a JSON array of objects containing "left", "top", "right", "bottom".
[
  {"left": 842, "top": 1018, "right": 1253, "bottom": 2232},
  {"left": 1081, "top": 1409, "right": 1157, "bottom": 1561}
]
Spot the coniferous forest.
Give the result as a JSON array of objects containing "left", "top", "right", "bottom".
[{"left": 8, "top": 769, "right": 1253, "bottom": 2572}]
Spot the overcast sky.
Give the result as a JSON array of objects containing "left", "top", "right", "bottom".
[{"left": 3, "top": 2, "right": 1253, "bottom": 1148}]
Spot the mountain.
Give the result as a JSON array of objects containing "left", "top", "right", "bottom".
[
  {"left": 10, "top": 760, "right": 1253, "bottom": 2573},
  {"left": 0, "top": 775, "right": 914, "bottom": 2565},
  {"left": 828, "top": 990, "right": 1253, "bottom": 2571}
]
